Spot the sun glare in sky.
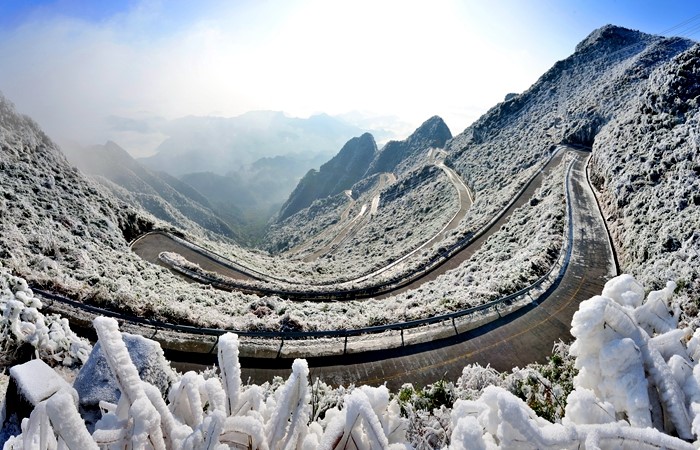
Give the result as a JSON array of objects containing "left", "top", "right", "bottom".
[{"left": 0, "top": 0, "right": 697, "bottom": 156}]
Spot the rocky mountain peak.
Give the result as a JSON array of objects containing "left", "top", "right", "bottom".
[
  {"left": 407, "top": 116, "right": 452, "bottom": 148},
  {"left": 574, "top": 24, "right": 650, "bottom": 55},
  {"left": 363, "top": 116, "right": 451, "bottom": 177},
  {"left": 276, "top": 133, "right": 378, "bottom": 222},
  {"left": 319, "top": 132, "right": 377, "bottom": 174}
]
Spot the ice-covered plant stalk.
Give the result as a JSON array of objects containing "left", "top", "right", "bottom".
[
  {"left": 93, "top": 316, "right": 167, "bottom": 449},
  {"left": 317, "top": 388, "right": 391, "bottom": 450},
  {"left": 217, "top": 332, "right": 241, "bottom": 415},
  {"left": 265, "top": 358, "right": 311, "bottom": 449},
  {"left": 570, "top": 275, "right": 693, "bottom": 439}
]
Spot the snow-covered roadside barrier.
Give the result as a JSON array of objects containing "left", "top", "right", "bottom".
[{"left": 5, "top": 273, "right": 700, "bottom": 449}]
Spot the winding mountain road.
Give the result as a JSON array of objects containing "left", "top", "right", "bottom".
[
  {"left": 236, "top": 151, "right": 615, "bottom": 390},
  {"left": 131, "top": 148, "right": 560, "bottom": 299},
  {"left": 131, "top": 151, "right": 476, "bottom": 294},
  {"left": 126, "top": 148, "right": 618, "bottom": 390},
  {"left": 301, "top": 173, "right": 395, "bottom": 261}
]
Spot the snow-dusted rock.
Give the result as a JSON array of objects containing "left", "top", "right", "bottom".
[{"left": 73, "top": 331, "right": 176, "bottom": 408}]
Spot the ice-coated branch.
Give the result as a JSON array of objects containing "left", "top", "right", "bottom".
[
  {"left": 603, "top": 297, "right": 693, "bottom": 439},
  {"left": 92, "top": 316, "right": 168, "bottom": 448},
  {"left": 130, "top": 396, "right": 167, "bottom": 450},
  {"left": 570, "top": 274, "right": 699, "bottom": 440},
  {"left": 449, "top": 386, "right": 695, "bottom": 450},
  {"left": 204, "top": 377, "right": 227, "bottom": 414},
  {"left": 265, "top": 358, "right": 311, "bottom": 450},
  {"left": 92, "top": 316, "right": 146, "bottom": 405},
  {"left": 201, "top": 410, "right": 225, "bottom": 450},
  {"left": 46, "top": 389, "right": 99, "bottom": 450},
  {"left": 217, "top": 333, "right": 241, "bottom": 416},
  {"left": 221, "top": 415, "right": 269, "bottom": 450},
  {"left": 142, "top": 381, "right": 193, "bottom": 448},
  {"left": 318, "top": 389, "right": 390, "bottom": 450}
]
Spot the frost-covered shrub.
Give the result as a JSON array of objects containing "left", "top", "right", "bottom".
[
  {"left": 448, "top": 274, "right": 700, "bottom": 449},
  {"left": 0, "top": 269, "right": 90, "bottom": 367},
  {"left": 5, "top": 317, "right": 410, "bottom": 449}
]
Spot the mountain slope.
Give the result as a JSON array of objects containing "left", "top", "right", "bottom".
[
  {"left": 590, "top": 42, "right": 700, "bottom": 323},
  {"left": 262, "top": 26, "right": 699, "bottom": 287},
  {"left": 267, "top": 117, "right": 455, "bottom": 257},
  {"left": 0, "top": 94, "right": 154, "bottom": 288},
  {"left": 62, "top": 141, "right": 241, "bottom": 240},
  {"left": 0, "top": 93, "right": 274, "bottom": 328},
  {"left": 274, "top": 116, "right": 452, "bottom": 223},
  {"left": 276, "top": 132, "right": 378, "bottom": 221},
  {"left": 442, "top": 26, "right": 695, "bottom": 234},
  {"left": 366, "top": 115, "right": 452, "bottom": 176}
]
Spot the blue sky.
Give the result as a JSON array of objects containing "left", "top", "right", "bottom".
[{"left": 0, "top": 0, "right": 698, "bottom": 155}]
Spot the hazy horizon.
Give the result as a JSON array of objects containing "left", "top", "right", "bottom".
[{"left": 0, "top": 0, "right": 698, "bottom": 157}]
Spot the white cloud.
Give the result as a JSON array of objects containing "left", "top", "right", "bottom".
[{"left": 0, "top": 0, "right": 571, "bottom": 155}]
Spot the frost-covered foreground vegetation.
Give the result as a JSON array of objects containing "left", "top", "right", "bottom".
[{"left": 3, "top": 271, "right": 700, "bottom": 449}]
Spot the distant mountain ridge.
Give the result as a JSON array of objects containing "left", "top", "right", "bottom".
[
  {"left": 366, "top": 115, "right": 452, "bottom": 176},
  {"left": 277, "top": 116, "right": 451, "bottom": 222},
  {"left": 62, "top": 141, "right": 242, "bottom": 240},
  {"left": 276, "top": 133, "right": 378, "bottom": 221},
  {"left": 138, "top": 111, "right": 366, "bottom": 177}
]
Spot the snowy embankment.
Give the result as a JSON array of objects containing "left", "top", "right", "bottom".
[
  {"left": 590, "top": 43, "right": 700, "bottom": 327},
  {"left": 3, "top": 273, "right": 700, "bottom": 449}
]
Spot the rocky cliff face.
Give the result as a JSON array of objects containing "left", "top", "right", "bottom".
[
  {"left": 277, "top": 133, "right": 377, "bottom": 221},
  {"left": 365, "top": 116, "right": 452, "bottom": 176}
]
